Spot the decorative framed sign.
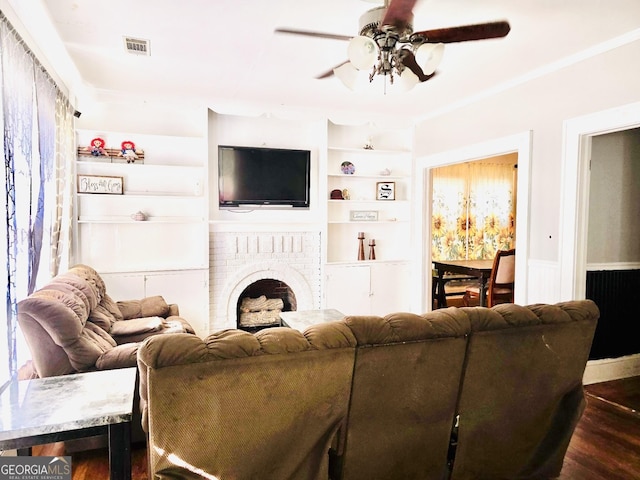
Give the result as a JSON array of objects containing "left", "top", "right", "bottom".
[
  {"left": 376, "top": 181, "right": 395, "bottom": 201},
  {"left": 77, "top": 175, "right": 124, "bottom": 194},
  {"left": 350, "top": 210, "right": 379, "bottom": 221}
]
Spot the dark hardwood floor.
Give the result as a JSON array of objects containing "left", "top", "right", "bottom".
[
  {"left": 30, "top": 376, "right": 640, "bottom": 479},
  {"left": 559, "top": 376, "right": 640, "bottom": 480}
]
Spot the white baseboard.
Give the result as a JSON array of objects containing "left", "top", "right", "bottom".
[{"left": 583, "top": 353, "right": 640, "bottom": 385}]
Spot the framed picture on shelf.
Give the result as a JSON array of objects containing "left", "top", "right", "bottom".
[
  {"left": 376, "top": 181, "right": 395, "bottom": 201},
  {"left": 77, "top": 175, "right": 124, "bottom": 194},
  {"left": 350, "top": 210, "right": 378, "bottom": 221}
]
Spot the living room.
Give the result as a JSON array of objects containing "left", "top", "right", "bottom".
[
  {"left": 1, "top": 1, "right": 640, "bottom": 477},
  {"left": 2, "top": 0, "right": 640, "bottom": 383}
]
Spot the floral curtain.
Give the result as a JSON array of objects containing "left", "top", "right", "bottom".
[
  {"left": 432, "top": 160, "right": 516, "bottom": 261},
  {"left": 1, "top": 12, "right": 75, "bottom": 386}
]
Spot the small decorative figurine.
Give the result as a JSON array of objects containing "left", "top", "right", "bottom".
[
  {"left": 364, "top": 136, "right": 374, "bottom": 150},
  {"left": 130, "top": 211, "right": 147, "bottom": 221},
  {"left": 120, "top": 140, "right": 139, "bottom": 163},
  {"left": 87, "top": 137, "right": 108, "bottom": 157}
]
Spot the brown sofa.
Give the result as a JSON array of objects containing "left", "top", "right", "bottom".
[
  {"left": 137, "top": 300, "right": 598, "bottom": 480},
  {"left": 17, "top": 263, "right": 195, "bottom": 379}
]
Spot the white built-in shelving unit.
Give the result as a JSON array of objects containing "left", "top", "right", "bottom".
[
  {"left": 323, "top": 121, "right": 415, "bottom": 315},
  {"left": 73, "top": 129, "right": 210, "bottom": 337}
]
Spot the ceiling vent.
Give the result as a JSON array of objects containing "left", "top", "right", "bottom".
[{"left": 123, "top": 37, "right": 150, "bottom": 56}]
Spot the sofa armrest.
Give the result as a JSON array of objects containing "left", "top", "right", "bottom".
[
  {"left": 95, "top": 343, "right": 139, "bottom": 370},
  {"left": 117, "top": 295, "right": 170, "bottom": 320},
  {"left": 165, "top": 315, "right": 195, "bottom": 335}
]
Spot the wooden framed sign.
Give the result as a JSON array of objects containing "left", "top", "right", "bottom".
[{"left": 77, "top": 175, "right": 124, "bottom": 194}]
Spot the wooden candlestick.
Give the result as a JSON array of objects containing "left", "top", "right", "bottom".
[
  {"left": 368, "top": 239, "right": 376, "bottom": 260},
  {"left": 357, "top": 232, "right": 365, "bottom": 261}
]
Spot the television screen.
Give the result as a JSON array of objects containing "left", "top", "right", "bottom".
[{"left": 218, "top": 145, "right": 311, "bottom": 208}]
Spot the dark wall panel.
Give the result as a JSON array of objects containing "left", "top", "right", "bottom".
[{"left": 586, "top": 269, "right": 640, "bottom": 360}]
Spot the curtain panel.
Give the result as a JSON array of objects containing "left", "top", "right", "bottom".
[
  {"left": 432, "top": 162, "right": 516, "bottom": 261},
  {"left": 1, "top": 12, "right": 75, "bottom": 386}
]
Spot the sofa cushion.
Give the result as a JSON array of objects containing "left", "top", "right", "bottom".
[
  {"left": 117, "top": 295, "right": 170, "bottom": 320},
  {"left": 110, "top": 317, "right": 164, "bottom": 337}
]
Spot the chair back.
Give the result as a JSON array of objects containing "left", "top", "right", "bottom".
[
  {"left": 451, "top": 301, "right": 599, "bottom": 479},
  {"left": 488, "top": 248, "right": 515, "bottom": 307},
  {"left": 335, "top": 309, "right": 470, "bottom": 480},
  {"left": 138, "top": 324, "right": 357, "bottom": 480}
]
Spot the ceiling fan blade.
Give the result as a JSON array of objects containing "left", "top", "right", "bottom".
[
  {"left": 399, "top": 50, "right": 436, "bottom": 82},
  {"left": 275, "top": 28, "right": 352, "bottom": 42},
  {"left": 315, "top": 61, "right": 349, "bottom": 79},
  {"left": 413, "top": 20, "right": 510, "bottom": 43},
  {"left": 381, "top": 0, "right": 419, "bottom": 31}
]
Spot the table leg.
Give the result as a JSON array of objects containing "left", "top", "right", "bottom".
[
  {"left": 437, "top": 271, "right": 447, "bottom": 308},
  {"left": 479, "top": 277, "right": 488, "bottom": 307},
  {"left": 108, "top": 421, "right": 131, "bottom": 480}
]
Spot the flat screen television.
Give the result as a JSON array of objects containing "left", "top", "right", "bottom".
[{"left": 218, "top": 145, "right": 311, "bottom": 209}]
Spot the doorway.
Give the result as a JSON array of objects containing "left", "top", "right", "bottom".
[
  {"left": 560, "top": 101, "right": 640, "bottom": 300},
  {"left": 561, "top": 106, "right": 640, "bottom": 365},
  {"left": 415, "top": 131, "right": 532, "bottom": 313}
]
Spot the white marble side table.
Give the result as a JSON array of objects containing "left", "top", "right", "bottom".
[
  {"left": 280, "top": 308, "right": 345, "bottom": 332},
  {"left": 0, "top": 367, "right": 137, "bottom": 480}
]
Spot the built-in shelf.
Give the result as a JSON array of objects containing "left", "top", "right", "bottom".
[
  {"left": 74, "top": 128, "right": 208, "bottom": 276},
  {"left": 325, "top": 121, "right": 414, "bottom": 266},
  {"left": 328, "top": 146, "right": 411, "bottom": 154}
]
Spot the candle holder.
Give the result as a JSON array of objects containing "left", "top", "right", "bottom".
[
  {"left": 368, "top": 239, "right": 376, "bottom": 260},
  {"left": 357, "top": 232, "right": 365, "bottom": 261}
]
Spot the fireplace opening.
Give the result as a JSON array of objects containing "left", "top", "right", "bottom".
[{"left": 236, "top": 279, "right": 297, "bottom": 332}]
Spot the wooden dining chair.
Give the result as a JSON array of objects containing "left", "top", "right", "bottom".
[{"left": 462, "top": 249, "right": 515, "bottom": 307}]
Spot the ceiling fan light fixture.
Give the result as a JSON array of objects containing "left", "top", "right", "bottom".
[
  {"left": 333, "top": 62, "right": 360, "bottom": 90},
  {"left": 396, "top": 67, "right": 420, "bottom": 92},
  {"left": 416, "top": 43, "right": 444, "bottom": 75},
  {"left": 347, "top": 36, "right": 379, "bottom": 70}
]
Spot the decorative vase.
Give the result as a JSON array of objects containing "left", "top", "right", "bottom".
[{"left": 357, "top": 232, "right": 365, "bottom": 261}]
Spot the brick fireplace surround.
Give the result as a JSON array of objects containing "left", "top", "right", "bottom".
[{"left": 209, "top": 231, "right": 322, "bottom": 332}]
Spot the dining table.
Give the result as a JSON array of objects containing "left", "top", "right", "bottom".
[{"left": 432, "top": 259, "right": 494, "bottom": 308}]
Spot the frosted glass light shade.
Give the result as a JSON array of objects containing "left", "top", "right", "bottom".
[
  {"left": 396, "top": 68, "right": 419, "bottom": 92},
  {"left": 416, "top": 43, "right": 444, "bottom": 75},
  {"left": 347, "top": 36, "right": 379, "bottom": 70},
  {"left": 334, "top": 62, "right": 361, "bottom": 90}
]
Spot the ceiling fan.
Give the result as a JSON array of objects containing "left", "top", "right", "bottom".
[{"left": 275, "top": 0, "right": 510, "bottom": 91}]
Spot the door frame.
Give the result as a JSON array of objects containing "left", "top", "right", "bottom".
[
  {"left": 560, "top": 101, "right": 640, "bottom": 300},
  {"left": 415, "top": 131, "right": 532, "bottom": 312}
]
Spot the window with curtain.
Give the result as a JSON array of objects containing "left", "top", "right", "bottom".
[
  {"left": 1, "top": 12, "right": 75, "bottom": 389},
  {"left": 432, "top": 155, "right": 517, "bottom": 261}
]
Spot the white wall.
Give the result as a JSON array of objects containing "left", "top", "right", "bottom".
[
  {"left": 588, "top": 129, "right": 640, "bottom": 264},
  {"left": 414, "top": 39, "right": 640, "bottom": 267}
]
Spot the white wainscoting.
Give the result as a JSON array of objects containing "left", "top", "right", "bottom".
[{"left": 527, "top": 259, "right": 561, "bottom": 304}]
